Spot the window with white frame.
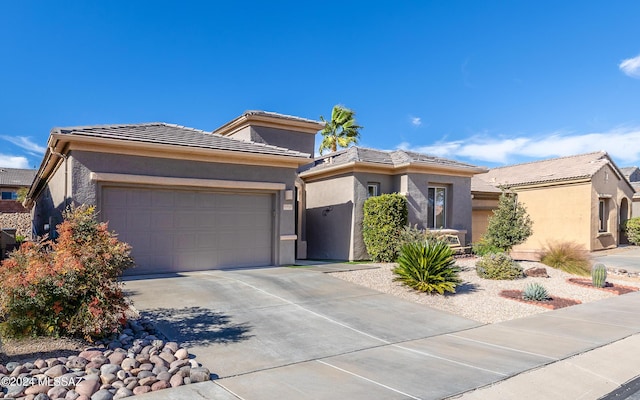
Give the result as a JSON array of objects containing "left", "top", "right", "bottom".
[
  {"left": 598, "top": 199, "right": 608, "bottom": 232},
  {"left": 427, "top": 187, "right": 447, "bottom": 229},
  {"left": 367, "top": 183, "right": 380, "bottom": 198}
]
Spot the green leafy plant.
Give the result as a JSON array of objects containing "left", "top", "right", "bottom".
[
  {"left": 522, "top": 283, "right": 550, "bottom": 301},
  {"left": 0, "top": 205, "right": 134, "bottom": 339},
  {"left": 14, "top": 235, "right": 26, "bottom": 244},
  {"left": 484, "top": 191, "right": 533, "bottom": 252},
  {"left": 591, "top": 263, "right": 607, "bottom": 288},
  {"left": 623, "top": 217, "right": 640, "bottom": 246},
  {"left": 476, "top": 253, "right": 524, "bottom": 280},
  {"left": 395, "top": 224, "right": 439, "bottom": 254},
  {"left": 540, "top": 241, "right": 590, "bottom": 276},
  {"left": 362, "top": 193, "right": 408, "bottom": 262},
  {"left": 471, "top": 237, "right": 505, "bottom": 256},
  {"left": 393, "top": 239, "right": 461, "bottom": 294},
  {"left": 318, "top": 105, "right": 363, "bottom": 155}
]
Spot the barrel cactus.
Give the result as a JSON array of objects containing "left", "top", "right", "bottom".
[{"left": 591, "top": 263, "right": 607, "bottom": 288}]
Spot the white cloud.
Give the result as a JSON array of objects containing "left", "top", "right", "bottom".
[
  {"left": 411, "top": 117, "right": 422, "bottom": 127},
  {"left": 0, "top": 135, "right": 47, "bottom": 154},
  {"left": 399, "top": 126, "right": 640, "bottom": 166},
  {"left": 0, "top": 154, "right": 29, "bottom": 168},
  {"left": 619, "top": 54, "right": 640, "bottom": 78}
]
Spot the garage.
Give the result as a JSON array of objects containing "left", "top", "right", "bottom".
[{"left": 101, "top": 186, "right": 274, "bottom": 275}]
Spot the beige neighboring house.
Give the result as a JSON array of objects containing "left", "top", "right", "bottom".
[
  {"left": 0, "top": 168, "right": 36, "bottom": 236},
  {"left": 620, "top": 166, "right": 640, "bottom": 218},
  {"left": 472, "top": 152, "right": 635, "bottom": 260}
]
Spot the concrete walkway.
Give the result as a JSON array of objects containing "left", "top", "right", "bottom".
[
  {"left": 125, "top": 266, "right": 640, "bottom": 400},
  {"left": 592, "top": 245, "right": 640, "bottom": 273}
]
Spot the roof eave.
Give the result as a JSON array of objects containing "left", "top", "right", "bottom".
[{"left": 213, "top": 113, "right": 324, "bottom": 136}]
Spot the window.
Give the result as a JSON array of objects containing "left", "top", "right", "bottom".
[
  {"left": 367, "top": 183, "right": 380, "bottom": 198},
  {"left": 599, "top": 199, "right": 608, "bottom": 232},
  {"left": 427, "top": 187, "right": 447, "bottom": 229},
  {"left": 1, "top": 191, "right": 17, "bottom": 200}
]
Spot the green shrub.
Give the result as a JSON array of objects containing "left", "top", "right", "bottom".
[
  {"left": 540, "top": 241, "right": 590, "bottom": 276},
  {"left": 624, "top": 217, "right": 640, "bottom": 246},
  {"left": 0, "top": 205, "right": 134, "bottom": 339},
  {"left": 471, "top": 237, "right": 505, "bottom": 256},
  {"left": 522, "top": 283, "right": 550, "bottom": 301},
  {"left": 363, "top": 193, "right": 408, "bottom": 262},
  {"left": 476, "top": 253, "right": 524, "bottom": 280},
  {"left": 484, "top": 192, "right": 533, "bottom": 251},
  {"left": 393, "top": 239, "right": 461, "bottom": 294},
  {"left": 395, "top": 224, "right": 439, "bottom": 254}
]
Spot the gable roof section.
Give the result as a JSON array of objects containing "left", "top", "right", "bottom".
[
  {"left": 471, "top": 151, "right": 631, "bottom": 192},
  {"left": 299, "top": 147, "right": 486, "bottom": 179},
  {"left": 0, "top": 168, "right": 36, "bottom": 187},
  {"left": 214, "top": 110, "right": 325, "bottom": 137},
  {"left": 53, "top": 122, "right": 310, "bottom": 158}
]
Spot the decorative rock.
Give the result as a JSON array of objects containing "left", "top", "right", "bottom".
[
  {"left": 164, "top": 342, "right": 179, "bottom": 353},
  {"left": 136, "top": 371, "right": 154, "bottom": 379},
  {"left": 188, "top": 359, "right": 200, "bottom": 368},
  {"left": 138, "top": 363, "right": 153, "bottom": 372},
  {"left": 11, "top": 365, "right": 28, "bottom": 376},
  {"left": 7, "top": 384, "right": 27, "bottom": 397},
  {"left": 47, "top": 358, "right": 63, "bottom": 368},
  {"left": 85, "top": 367, "right": 101, "bottom": 375},
  {"left": 6, "top": 361, "right": 21, "bottom": 372},
  {"left": 152, "top": 365, "right": 168, "bottom": 375},
  {"left": 156, "top": 371, "right": 172, "bottom": 382},
  {"left": 100, "top": 373, "right": 117, "bottom": 385},
  {"left": 100, "top": 364, "right": 121, "bottom": 376},
  {"left": 158, "top": 352, "right": 176, "bottom": 364},
  {"left": 107, "top": 353, "right": 126, "bottom": 366},
  {"left": 67, "top": 357, "right": 89, "bottom": 371},
  {"left": 84, "top": 374, "right": 101, "bottom": 381},
  {"left": 35, "top": 393, "right": 52, "bottom": 400},
  {"left": 90, "top": 389, "right": 114, "bottom": 400},
  {"left": 169, "top": 359, "right": 189, "bottom": 369},
  {"left": 116, "top": 370, "right": 129, "bottom": 381},
  {"left": 25, "top": 385, "right": 50, "bottom": 395},
  {"left": 0, "top": 364, "right": 9, "bottom": 374},
  {"left": 120, "top": 359, "right": 138, "bottom": 372},
  {"left": 48, "top": 386, "right": 68, "bottom": 399},
  {"left": 132, "top": 386, "right": 151, "bottom": 395},
  {"left": 190, "top": 367, "right": 211, "bottom": 383},
  {"left": 151, "top": 380, "right": 169, "bottom": 391},
  {"left": 107, "top": 341, "right": 122, "bottom": 351},
  {"left": 92, "top": 356, "right": 108, "bottom": 367},
  {"left": 151, "top": 340, "right": 164, "bottom": 349},
  {"left": 111, "top": 381, "right": 125, "bottom": 389},
  {"left": 524, "top": 267, "right": 549, "bottom": 278},
  {"left": 169, "top": 373, "right": 184, "bottom": 388},
  {"left": 113, "top": 387, "right": 133, "bottom": 400},
  {"left": 174, "top": 348, "right": 189, "bottom": 360},
  {"left": 138, "top": 376, "right": 158, "bottom": 386},
  {"left": 46, "top": 365, "right": 69, "bottom": 378},
  {"left": 65, "top": 389, "right": 81, "bottom": 400},
  {"left": 75, "top": 379, "right": 101, "bottom": 397},
  {"left": 78, "top": 351, "right": 104, "bottom": 362}
]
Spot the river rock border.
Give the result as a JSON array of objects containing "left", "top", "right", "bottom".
[{"left": 0, "top": 319, "right": 211, "bottom": 400}]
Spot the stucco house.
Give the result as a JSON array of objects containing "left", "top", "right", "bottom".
[
  {"left": 298, "top": 147, "right": 487, "bottom": 260},
  {"left": 621, "top": 166, "right": 640, "bottom": 218},
  {"left": 0, "top": 167, "right": 36, "bottom": 237},
  {"left": 471, "top": 152, "right": 635, "bottom": 260},
  {"left": 25, "top": 112, "right": 323, "bottom": 274}
]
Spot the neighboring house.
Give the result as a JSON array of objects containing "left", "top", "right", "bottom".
[
  {"left": 620, "top": 166, "right": 640, "bottom": 218},
  {"left": 471, "top": 152, "right": 635, "bottom": 260},
  {"left": 298, "top": 147, "right": 487, "bottom": 260},
  {"left": 0, "top": 167, "right": 36, "bottom": 237},
  {"left": 26, "top": 112, "right": 323, "bottom": 274}
]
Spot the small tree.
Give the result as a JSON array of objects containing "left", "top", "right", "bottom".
[
  {"left": 318, "top": 105, "right": 363, "bottom": 155},
  {"left": 362, "top": 193, "right": 407, "bottom": 262},
  {"left": 484, "top": 191, "right": 533, "bottom": 252}
]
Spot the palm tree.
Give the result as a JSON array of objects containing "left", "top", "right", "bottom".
[{"left": 318, "top": 105, "right": 363, "bottom": 155}]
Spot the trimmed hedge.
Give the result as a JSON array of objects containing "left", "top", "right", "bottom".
[
  {"left": 624, "top": 217, "right": 640, "bottom": 246},
  {"left": 363, "top": 193, "right": 408, "bottom": 262}
]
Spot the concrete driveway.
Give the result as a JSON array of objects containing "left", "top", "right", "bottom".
[
  {"left": 124, "top": 265, "right": 640, "bottom": 399},
  {"left": 592, "top": 245, "right": 640, "bottom": 273}
]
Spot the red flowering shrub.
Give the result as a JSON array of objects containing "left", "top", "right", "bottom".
[{"left": 0, "top": 205, "right": 134, "bottom": 339}]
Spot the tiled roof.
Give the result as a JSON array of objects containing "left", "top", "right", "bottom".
[
  {"left": 472, "top": 151, "right": 615, "bottom": 191},
  {"left": 0, "top": 168, "right": 36, "bottom": 187},
  {"left": 300, "top": 147, "right": 485, "bottom": 174},
  {"left": 631, "top": 182, "right": 640, "bottom": 198},
  {"left": 53, "top": 122, "right": 311, "bottom": 158}
]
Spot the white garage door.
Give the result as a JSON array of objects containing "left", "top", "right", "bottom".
[{"left": 101, "top": 186, "right": 274, "bottom": 275}]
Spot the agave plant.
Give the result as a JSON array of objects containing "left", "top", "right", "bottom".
[{"left": 393, "top": 239, "right": 462, "bottom": 295}]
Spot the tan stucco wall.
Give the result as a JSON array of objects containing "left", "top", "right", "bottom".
[
  {"left": 511, "top": 182, "right": 592, "bottom": 257},
  {"left": 305, "top": 174, "right": 355, "bottom": 260}
]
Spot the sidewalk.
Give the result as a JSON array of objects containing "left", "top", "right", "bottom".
[{"left": 134, "top": 290, "right": 640, "bottom": 400}]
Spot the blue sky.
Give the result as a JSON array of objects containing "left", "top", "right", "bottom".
[{"left": 1, "top": 1, "right": 639, "bottom": 170}]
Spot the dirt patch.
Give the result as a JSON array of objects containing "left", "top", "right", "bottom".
[
  {"left": 0, "top": 336, "right": 90, "bottom": 365},
  {"left": 567, "top": 278, "right": 640, "bottom": 295},
  {"left": 499, "top": 290, "right": 582, "bottom": 310}
]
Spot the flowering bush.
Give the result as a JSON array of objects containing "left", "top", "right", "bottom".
[{"left": 0, "top": 205, "right": 134, "bottom": 339}]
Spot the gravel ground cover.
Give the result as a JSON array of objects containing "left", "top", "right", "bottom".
[{"left": 330, "top": 257, "right": 640, "bottom": 324}]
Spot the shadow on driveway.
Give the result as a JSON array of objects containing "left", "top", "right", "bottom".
[{"left": 141, "top": 306, "right": 253, "bottom": 347}]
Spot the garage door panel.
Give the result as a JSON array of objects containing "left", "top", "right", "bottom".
[{"left": 102, "top": 187, "right": 274, "bottom": 274}]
